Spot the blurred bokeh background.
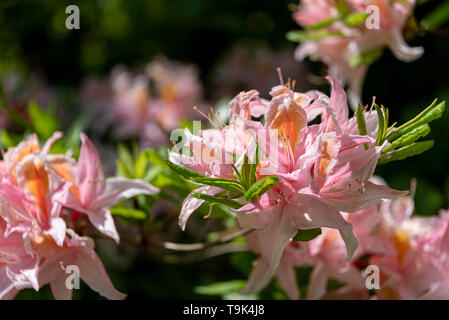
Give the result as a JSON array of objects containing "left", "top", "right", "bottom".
[{"left": 0, "top": 0, "right": 448, "bottom": 299}]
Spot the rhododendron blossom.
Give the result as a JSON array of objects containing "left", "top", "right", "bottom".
[
  {"left": 80, "top": 57, "right": 202, "bottom": 147},
  {"left": 169, "top": 76, "right": 407, "bottom": 298},
  {"left": 349, "top": 194, "right": 449, "bottom": 299},
  {"left": 291, "top": 0, "right": 424, "bottom": 108},
  {"left": 0, "top": 133, "right": 158, "bottom": 299}
]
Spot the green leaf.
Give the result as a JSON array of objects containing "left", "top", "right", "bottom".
[
  {"left": 286, "top": 30, "right": 343, "bottom": 42},
  {"left": 294, "top": 228, "right": 322, "bottom": 241},
  {"left": 65, "top": 110, "right": 90, "bottom": 154},
  {"left": 27, "top": 101, "right": 59, "bottom": 140},
  {"left": 244, "top": 176, "right": 279, "bottom": 202},
  {"left": 335, "top": 0, "right": 349, "bottom": 16},
  {"left": 194, "top": 177, "right": 245, "bottom": 194},
  {"left": 348, "top": 48, "right": 383, "bottom": 68},
  {"left": 167, "top": 160, "right": 244, "bottom": 194},
  {"left": 306, "top": 17, "right": 339, "bottom": 30},
  {"left": 145, "top": 149, "right": 167, "bottom": 167},
  {"left": 355, "top": 104, "right": 369, "bottom": 150},
  {"left": 387, "top": 100, "right": 445, "bottom": 141},
  {"left": 373, "top": 103, "right": 385, "bottom": 146},
  {"left": 420, "top": 0, "right": 449, "bottom": 30},
  {"left": 0, "top": 130, "right": 21, "bottom": 148},
  {"left": 116, "top": 144, "right": 136, "bottom": 178},
  {"left": 192, "top": 193, "right": 243, "bottom": 210},
  {"left": 166, "top": 160, "right": 206, "bottom": 180},
  {"left": 378, "top": 140, "right": 434, "bottom": 165},
  {"left": 194, "top": 280, "right": 247, "bottom": 296},
  {"left": 110, "top": 207, "right": 147, "bottom": 220},
  {"left": 344, "top": 12, "right": 369, "bottom": 27},
  {"left": 135, "top": 151, "right": 149, "bottom": 179},
  {"left": 382, "top": 124, "right": 431, "bottom": 153}
]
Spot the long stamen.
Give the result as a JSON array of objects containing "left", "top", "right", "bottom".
[
  {"left": 193, "top": 106, "right": 209, "bottom": 120},
  {"left": 215, "top": 111, "right": 226, "bottom": 127},
  {"left": 277, "top": 67, "right": 284, "bottom": 85},
  {"left": 210, "top": 107, "right": 224, "bottom": 129}
]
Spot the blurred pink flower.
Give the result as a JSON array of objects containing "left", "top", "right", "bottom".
[
  {"left": 0, "top": 132, "right": 158, "bottom": 299},
  {"left": 80, "top": 57, "right": 203, "bottom": 147},
  {"left": 350, "top": 194, "right": 449, "bottom": 299},
  {"left": 293, "top": 0, "right": 423, "bottom": 108}
]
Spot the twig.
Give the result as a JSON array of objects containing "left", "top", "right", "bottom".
[{"left": 163, "top": 227, "right": 253, "bottom": 252}]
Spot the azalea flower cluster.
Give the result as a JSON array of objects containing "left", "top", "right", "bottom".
[
  {"left": 167, "top": 75, "right": 428, "bottom": 298},
  {"left": 81, "top": 56, "right": 202, "bottom": 147},
  {"left": 0, "top": 132, "right": 158, "bottom": 299},
  {"left": 245, "top": 184, "right": 449, "bottom": 300},
  {"left": 290, "top": 0, "right": 423, "bottom": 108}
]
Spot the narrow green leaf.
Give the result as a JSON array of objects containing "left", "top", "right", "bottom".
[
  {"left": 27, "top": 101, "right": 59, "bottom": 140},
  {"left": 348, "top": 48, "right": 383, "bottom": 68},
  {"left": 355, "top": 104, "right": 369, "bottom": 150},
  {"left": 166, "top": 160, "right": 208, "bottom": 180},
  {"left": 117, "top": 162, "right": 133, "bottom": 179},
  {"left": 286, "top": 30, "right": 343, "bottom": 42},
  {"left": 135, "top": 152, "right": 149, "bottom": 179},
  {"left": 194, "top": 280, "right": 247, "bottom": 296},
  {"left": 382, "top": 124, "right": 431, "bottom": 153},
  {"left": 378, "top": 140, "right": 434, "bottom": 165},
  {"left": 420, "top": 0, "right": 449, "bottom": 30},
  {"left": 192, "top": 193, "right": 243, "bottom": 210},
  {"left": 373, "top": 103, "right": 385, "bottom": 146},
  {"left": 306, "top": 17, "right": 339, "bottom": 30},
  {"left": 344, "top": 12, "right": 369, "bottom": 27},
  {"left": 167, "top": 161, "right": 244, "bottom": 194},
  {"left": 387, "top": 100, "right": 445, "bottom": 141},
  {"left": 110, "top": 207, "right": 147, "bottom": 220},
  {"left": 194, "top": 177, "right": 245, "bottom": 194},
  {"left": 335, "top": 0, "right": 349, "bottom": 16},
  {"left": 117, "top": 144, "right": 135, "bottom": 177},
  {"left": 241, "top": 154, "right": 250, "bottom": 189},
  {"left": 293, "top": 228, "right": 322, "bottom": 241},
  {"left": 0, "top": 130, "right": 21, "bottom": 149},
  {"left": 244, "top": 176, "right": 279, "bottom": 202}
]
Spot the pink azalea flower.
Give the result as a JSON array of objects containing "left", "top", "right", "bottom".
[
  {"left": 236, "top": 78, "right": 404, "bottom": 282},
  {"left": 53, "top": 134, "right": 159, "bottom": 242},
  {"left": 0, "top": 214, "right": 126, "bottom": 300},
  {"left": 0, "top": 132, "right": 157, "bottom": 299},
  {"left": 292, "top": 0, "right": 423, "bottom": 108},
  {"left": 349, "top": 192, "right": 449, "bottom": 299},
  {"left": 147, "top": 56, "right": 202, "bottom": 131},
  {"left": 241, "top": 227, "right": 366, "bottom": 300},
  {"left": 170, "top": 76, "right": 405, "bottom": 297}
]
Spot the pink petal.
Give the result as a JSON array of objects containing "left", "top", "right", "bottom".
[
  {"left": 78, "top": 133, "right": 105, "bottom": 205},
  {"left": 252, "top": 208, "right": 298, "bottom": 273},
  {"left": 179, "top": 186, "right": 222, "bottom": 231},
  {"left": 240, "top": 258, "right": 271, "bottom": 296},
  {"left": 326, "top": 76, "right": 348, "bottom": 125},
  {"left": 0, "top": 268, "right": 16, "bottom": 300},
  {"left": 329, "top": 181, "right": 408, "bottom": 212},
  {"left": 87, "top": 208, "right": 119, "bottom": 243},
  {"left": 388, "top": 28, "right": 424, "bottom": 63},
  {"left": 306, "top": 262, "right": 329, "bottom": 300},
  {"left": 50, "top": 276, "right": 73, "bottom": 300},
  {"left": 76, "top": 243, "right": 127, "bottom": 300},
  {"left": 288, "top": 195, "right": 358, "bottom": 260},
  {"left": 95, "top": 177, "right": 159, "bottom": 209},
  {"left": 275, "top": 255, "right": 299, "bottom": 300}
]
